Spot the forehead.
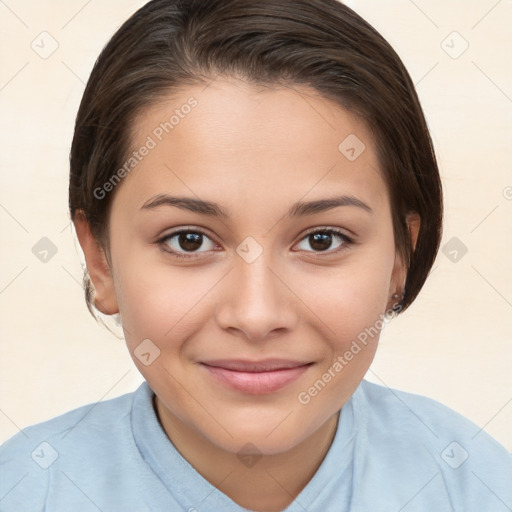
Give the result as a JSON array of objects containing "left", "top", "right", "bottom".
[{"left": 113, "top": 78, "right": 389, "bottom": 218}]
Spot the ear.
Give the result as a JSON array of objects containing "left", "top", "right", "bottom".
[
  {"left": 389, "top": 212, "right": 421, "bottom": 304},
  {"left": 72, "top": 210, "right": 119, "bottom": 315},
  {"left": 407, "top": 212, "right": 420, "bottom": 252}
]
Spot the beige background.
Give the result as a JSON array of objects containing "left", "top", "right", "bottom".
[{"left": 0, "top": 0, "right": 511, "bottom": 451}]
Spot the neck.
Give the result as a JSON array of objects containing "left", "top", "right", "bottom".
[{"left": 154, "top": 396, "right": 339, "bottom": 512}]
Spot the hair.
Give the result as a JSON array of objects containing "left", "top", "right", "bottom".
[{"left": 69, "top": 0, "right": 443, "bottom": 321}]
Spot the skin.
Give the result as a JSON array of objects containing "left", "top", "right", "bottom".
[{"left": 74, "top": 77, "right": 419, "bottom": 512}]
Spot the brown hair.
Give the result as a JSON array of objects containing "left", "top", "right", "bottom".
[{"left": 69, "top": 0, "right": 443, "bottom": 320}]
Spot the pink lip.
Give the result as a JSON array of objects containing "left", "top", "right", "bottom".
[{"left": 200, "top": 359, "right": 313, "bottom": 394}]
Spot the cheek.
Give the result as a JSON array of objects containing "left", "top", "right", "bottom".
[
  {"left": 302, "top": 241, "right": 396, "bottom": 396},
  {"left": 304, "top": 249, "right": 395, "bottom": 342},
  {"left": 114, "top": 252, "right": 218, "bottom": 349},
  {"left": 295, "top": 266, "right": 393, "bottom": 415}
]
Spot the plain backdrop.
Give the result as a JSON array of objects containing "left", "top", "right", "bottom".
[{"left": 0, "top": 0, "right": 511, "bottom": 451}]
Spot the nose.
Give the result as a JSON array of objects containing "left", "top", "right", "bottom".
[{"left": 214, "top": 248, "right": 299, "bottom": 343}]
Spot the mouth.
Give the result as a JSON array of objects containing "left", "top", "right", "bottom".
[{"left": 199, "top": 359, "right": 314, "bottom": 394}]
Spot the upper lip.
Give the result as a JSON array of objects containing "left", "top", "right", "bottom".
[{"left": 200, "top": 359, "right": 313, "bottom": 372}]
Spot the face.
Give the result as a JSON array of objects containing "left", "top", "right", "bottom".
[{"left": 82, "top": 78, "right": 408, "bottom": 456}]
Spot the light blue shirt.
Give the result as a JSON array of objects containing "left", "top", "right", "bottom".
[{"left": 1, "top": 379, "right": 511, "bottom": 511}]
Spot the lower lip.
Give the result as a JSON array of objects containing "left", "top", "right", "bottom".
[{"left": 200, "top": 364, "right": 311, "bottom": 394}]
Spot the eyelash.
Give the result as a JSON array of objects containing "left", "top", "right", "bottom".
[{"left": 156, "top": 227, "right": 353, "bottom": 260}]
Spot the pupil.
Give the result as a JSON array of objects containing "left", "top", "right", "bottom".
[
  {"left": 310, "top": 232, "right": 331, "bottom": 251},
  {"left": 179, "top": 233, "right": 202, "bottom": 251}
]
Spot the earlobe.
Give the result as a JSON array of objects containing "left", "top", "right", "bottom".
[
  {"left": 388, "top": 213, "right": 421, "bottom": 309},
  {"left": 72, "top": 210, "right": 119, "bottom": 315},
  {"left": 406, "top": 212, "right": 421, "bottom": 252},
  {"left": 388, "top": 252, "right": 407, "bottom": 311}
]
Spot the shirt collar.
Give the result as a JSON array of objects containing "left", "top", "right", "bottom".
[{"left": 131, "top": 379, "right": 364, "bottom": 511}]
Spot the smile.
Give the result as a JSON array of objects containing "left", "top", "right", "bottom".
[{"left": 199, "top": 359, "right": 313, "bottom": 395}]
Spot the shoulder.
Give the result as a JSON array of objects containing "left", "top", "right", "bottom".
[
  {"left": 0, "top": 385, "right": 140, "bottom": 510},
  {"left": 358, "top": 378, "right": 511, "bottom": 455},
  {"left": 354, "top": 379, "right": 512, "bottom": 511},
  {"left": 1, "top": 384, "right": 136, "bottom": 453}
]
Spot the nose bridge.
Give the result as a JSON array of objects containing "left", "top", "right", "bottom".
[
  {"left": 215, "top": 238, "right": 297, "bottom": 340},
  {"left": 237, "top": 244, "right": 278, "bottom": 298}
]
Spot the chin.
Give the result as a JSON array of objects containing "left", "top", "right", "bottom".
[
  {"left": 217, "top": 431, "right": 303, "bottom": 457},
  {"left": 205, "top": 413, "right": 319, "bottom": 456}
]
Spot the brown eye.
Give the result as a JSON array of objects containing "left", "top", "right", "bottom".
[
  {"left": 309, "top": 232, "right": 333, "bottom": 251},
  {"left": 158, "top": 229, "right": 217, "bottom": 259},
  {"left": 296, "top": 229, "right": 352, "bottom": 254},
  {"left": 178, "top": 232, "right": 203, "bottom": 251}
]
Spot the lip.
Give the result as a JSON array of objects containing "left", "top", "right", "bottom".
[{"left": 199, "top": 359, "right": 313, "bottom": 394}]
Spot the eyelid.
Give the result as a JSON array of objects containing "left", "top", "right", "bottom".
[
  {"left": 157, "top": 225, "right": 215, "bottom": 241},
  {"left": 301, "top": 225, "right": 354, "bottom": 240}
]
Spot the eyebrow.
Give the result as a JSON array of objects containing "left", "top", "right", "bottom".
[{"left": 140, "top": 193, "right": 373, "bottom": 217}]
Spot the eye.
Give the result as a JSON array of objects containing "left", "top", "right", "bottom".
[
  {"left": 295, "top": 228, "right": 352, "bottom": 255},
  {"left": 157, "top": 228, "right": 218, "bottom": 259},
  {"left": 157, "top": 226, "right": 353, "bottom": 260}
]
